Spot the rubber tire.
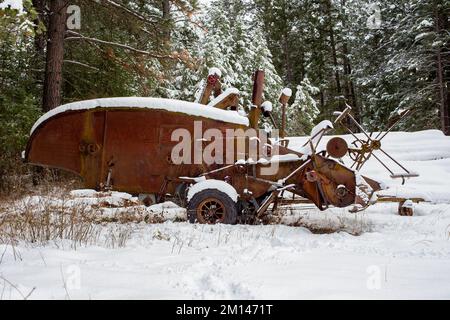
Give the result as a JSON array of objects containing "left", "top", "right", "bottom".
[{"left": 187, "top": 189, "right": 238, "bottom": 224}]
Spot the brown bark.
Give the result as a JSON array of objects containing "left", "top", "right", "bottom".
[
  {"left": 330, "top": 29, "right": 341, "bottom": 97},
  {"left": 162, "top": 0, "right": 171, "bottom": 42},
  {"left": 283, "top": 34, "right": 293, "bottom": 84},
  {"left": 32, "top": 0, "right": 47, "bottom": 60},
  {"left": 320, "top": 90, "right": 325, "bottom": 110},
  {"left": 162, "top": 0, "right": 170, "bottom": 19},
  {"left": 436, "top": 6, "right": 449, "bottom": 135},
  {"left": 340, "top": 0, "right": 360, "bottom": 123},
  {"left": 42, "top": 0, "right": 68, "bottom": 111},
  {"left": 325, "top": 0, "right": 342, "bottom": 109},
  {"left": 342, "top": 42, "right": 361, "bottom": 122},
  {"left": 31, "top": 0, "right": 47, "bottom": 107}
]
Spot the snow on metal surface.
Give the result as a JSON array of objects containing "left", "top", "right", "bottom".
[
  {"left": 207, "top": 88, "right": 240, "bottom": 107},
  {"left": 30, "top": 97, "right": 250, "bottom": 135},
  {"left": 208, "top": 67, "right": 222, "bottom": 78},
  {"left": 187, "top": 179, "right": 239, "bottom": 202},
  {"left": 282, "top": 87, "right": 292, "bottom": 97},
  {"left": 297, "top": 120, "right": 334, "bottom": 155},
  {"left": 261, "top": 101, "right": 273, "bottom": 113}
]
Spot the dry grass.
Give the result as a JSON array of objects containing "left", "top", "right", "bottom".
[
  {"left": 0, "top": 187, "right": 140, "bottom": 250},
  {"left": 1, "top": 193, "right": 95, "bottom": 246},
  {"left": 0, "top": 170, "right": 189, "bottom": 251},
  {"left": 0, "top": 167, "right": 83, "bottom": 202},
  {"left": 0, "top": 170, "right": 372, "bottom": 253},
  {"left": 268, "top": 206, "right": 371, "bottom": 236}
]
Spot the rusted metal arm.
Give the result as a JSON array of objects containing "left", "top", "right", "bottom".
[{"left": 248, "top": 70, "right": 265, "bottom": 129}]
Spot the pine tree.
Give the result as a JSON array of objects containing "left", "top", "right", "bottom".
[
  {"left": 287, "top": 78, "right": 320, "bottom": 135},
  {"left": 190, "top": 0, "right": 283, "bottom": 116},
  {"left": 0, "top": 1, "right": 42, "bottom": 188},
  {"left": 354, "top": 0, "right": 449, "bottom": 133}
]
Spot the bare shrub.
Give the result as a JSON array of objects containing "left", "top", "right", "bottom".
[
  {"left": 0, "top": 186, "right": 141, "bottom": 250},
  {"left": 269, "top": 206, "right": 371, "bottom": 235},
  {"left": 0, "top": 163, "right": 82, "bottom": 202},
  {"left": 104, "top": 224, "right": 133, "bottom": 248},
  {"left": 0, "top": 197, "right": 101, "bottom": 248}
]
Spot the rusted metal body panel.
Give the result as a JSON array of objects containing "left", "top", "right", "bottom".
[
  {"left": 249, "top": 71, "right": 265, "bottom": 129},
  {"left": 26, "top": 107, "right": 245, "bottom": 195}
]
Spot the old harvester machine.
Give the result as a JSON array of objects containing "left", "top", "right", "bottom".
[{"left": 25, "top": 69, "right": 417, "bottom": 224}]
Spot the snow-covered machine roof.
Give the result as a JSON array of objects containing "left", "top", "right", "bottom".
[
  {"left": 30, "top": 97, "right": 250, "bottom": 134},
  {"left": 207, "top": 88, "right": 240, "bottom": 107}
]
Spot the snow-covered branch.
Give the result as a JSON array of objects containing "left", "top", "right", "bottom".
[
  {"left": 65, "top": 31, "right": 178, "bottom": 60},
  {"left": 63, "top": 60, "right": 99, "bottom": 71},
  {"left": 89, "top": 0, "right": 160, "bottom": 24}
]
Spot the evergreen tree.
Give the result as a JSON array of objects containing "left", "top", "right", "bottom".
[
  {"left": 287, "top": 78, "right": 320, "bottom": 135},
  {"left": 354, "top": 0, "right": 449, "bottom": 132},
  {"left": 190, "top": 0, "right": 283, "bottom": 117},
  {"left": 0, "top": 1, "right": 42, "bottom": 188}
]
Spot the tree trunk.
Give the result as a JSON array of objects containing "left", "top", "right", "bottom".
[
  {"left": 340, "top": 0, "right": 361, "bottom": 124},
  {"left": 31, "top": 0, "right": 48, "bottom": 185},
  {"left": 326, "top": 1, "right": 342, "bottom": 108},
  {"left": 162, "top": 0, "right": 171, "bottom": 43},
  {"left": 32, "top": 0, "right": 47, "bottom": 60},
  {"left": 283, "top": 34, "right": 293, "bottom": 84},
  {"left": 435, "top": 6, "right": 449, "bottom": 135},
  {"left": 331, "top": 28, "right": 347, "bottom": 113},
  {"left": 42, "top": 0, "right": 68, "bottom": 112},
  {"left": 342, "top": 42, "right": 361, "bottom": 122}
]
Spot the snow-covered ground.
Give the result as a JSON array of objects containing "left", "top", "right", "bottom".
[{"left": 1, "top": 130, "right": 450, "bottom": 299}]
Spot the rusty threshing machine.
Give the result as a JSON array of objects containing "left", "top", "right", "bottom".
[{"left": 25, "top": 70, "right": 417, "bottom": 223}]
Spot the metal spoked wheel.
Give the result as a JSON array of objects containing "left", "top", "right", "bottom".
[
  {"left": 198, "top": 198, "right": 226, "bottom": 224},
  {"left": 187, "top": 189, "right": 238, "bottom": 225}
]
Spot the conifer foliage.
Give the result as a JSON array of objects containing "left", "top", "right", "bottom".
[{"left": 0, "top": 0, "right": 448, "bottom": 189}]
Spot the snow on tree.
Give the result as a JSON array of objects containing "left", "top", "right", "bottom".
[
  {"left": 287, "top": 78, "right": 320, "bottom": 135},
  {"left": 184, "top": 0, "right": 283, "bottom": 119},
  {"left": 0, "top": 0, "right": 24, "bottom": 12},
  {"left": 351, "top": 0, "right": 449, "bottom": 133}
]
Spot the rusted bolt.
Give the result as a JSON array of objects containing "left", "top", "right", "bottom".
[
  {"left": 79, "top": 142, "right": 100, "bottom": 155},
  {"left": 371, "top": 140, "right": 381, "bottom": 150},
  {"left": 306, "top": 170, "right": 318, "bottom": 182},
  {"left": 335, "top": 185, "right": 348, "bottom": 199},
  {"left": 166, "top": 154, "right": 174, "bottom": 164},
  {"left": 87, "top": 143, "right": 100, "bottom": 155}
]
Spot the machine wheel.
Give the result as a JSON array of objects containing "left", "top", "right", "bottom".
[{"left": 187, "top": 189, "right": 238, "bottom": 224}]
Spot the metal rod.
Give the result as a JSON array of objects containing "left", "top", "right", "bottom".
[
  {"left": 371, "top": 152, "right": 394, "bottom": 175},
  {"left": 347, "top": 113, "right": 372, "bottom": 141},
  {"left": 281, "top": 103, "right": 286, "bottom": 139},
  {"left": 269, "top": 113, "right": 278, "bottom": 129},
  {"left": 356, "top": 151, "right": 373, "bottom": 171},
  {"left": 378, "top": 109, "right": 413, "bottom": 141},
  {"left": 378, "top": 148, "right": 410, "bottom": 173},
  {"left": 281, "top": 159, "right": 312, "bottom": 184},
  {"left": 200, "top": 164, "right": 235, "bottom": 176},
  {"left": 375, "top": 109, "right": 414, "bottom": 141},
  {"left": 343, "top": 125, "right": 366, "bottom": 145},
  {"left": 256, "top": 190, "right": 280, "bottom": 218},
  {"left": 301, "top": 128, "right": 328, "bottom": 148}
]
